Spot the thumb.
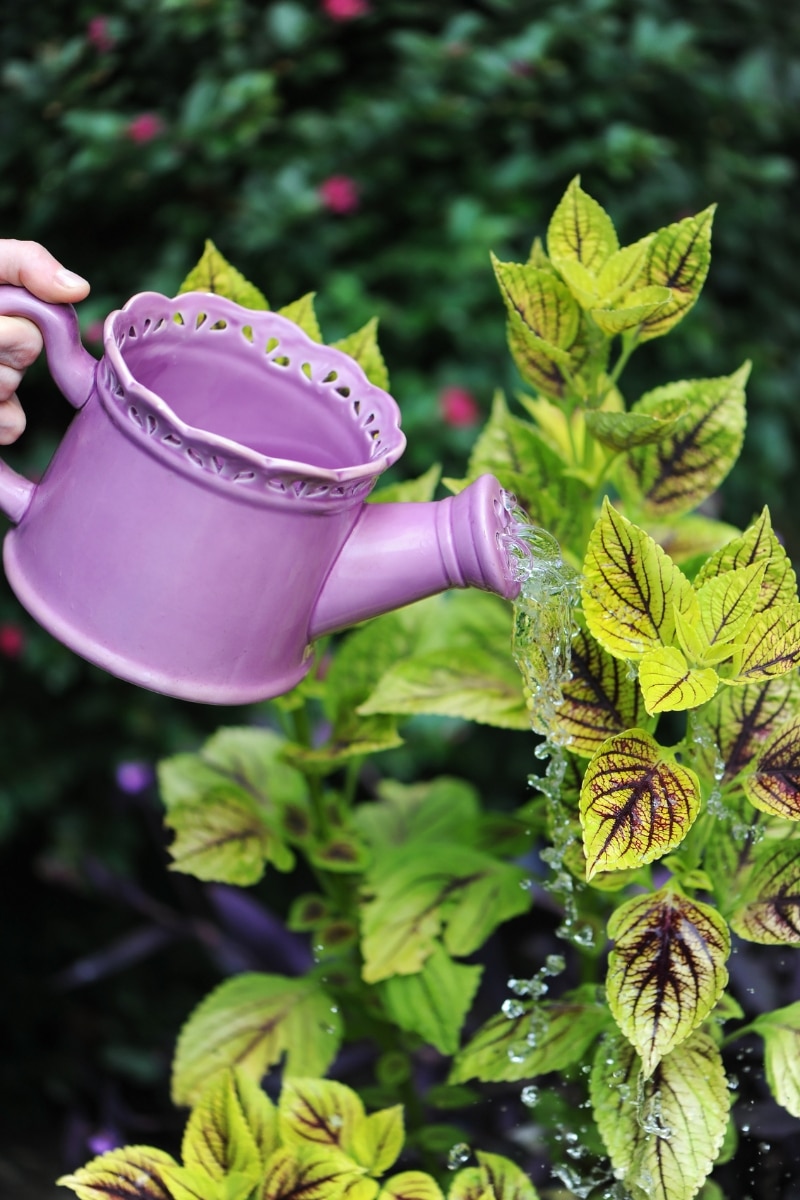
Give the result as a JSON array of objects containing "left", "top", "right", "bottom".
[{"left": 0, "top": 239, "right": 90, "bottom": 303}]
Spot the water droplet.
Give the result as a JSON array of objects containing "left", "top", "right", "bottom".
[
  {"left": 447, "top": 1143, "right": 471, "bottom": 1170},
  {"left": 544, "top": 953, "right": 566, "bottom": 975},
  {"left": 520, "top": 1084, "right": 539, "bottom": 1107},
  {"left": 502, "top": 998, "right": 527, "bottom": 1019}
]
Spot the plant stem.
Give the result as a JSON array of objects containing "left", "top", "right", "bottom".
[{"left": 292, "top": 704, "right": 330, "bottom": 841}]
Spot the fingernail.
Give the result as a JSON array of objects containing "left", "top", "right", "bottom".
[{"left": 55, "top": 268, "right": 90, "bottom": 290}]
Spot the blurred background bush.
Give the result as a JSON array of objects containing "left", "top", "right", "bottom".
[{"left": 1, "top": 0, "right": 800, "bottom": 1193}]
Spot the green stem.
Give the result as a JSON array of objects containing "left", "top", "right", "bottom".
[
  {"left": 608, "top": 331, "right": 639, "bottom": 388},
  {"left": 292, "top": 705, "right": 330, "bottom": 841},
  {"left": 342, "top": 755, "right": 364, "bottom": 811}
]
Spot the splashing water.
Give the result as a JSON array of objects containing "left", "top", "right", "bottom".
[{"left": 498, "top": 492, "right": 580, "bottom": 743}]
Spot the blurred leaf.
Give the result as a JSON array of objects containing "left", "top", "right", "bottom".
[
  {"left": 57, "top": 1148, "right": 177, "bottom": 1200},
  {"left": 261, "top": 1145, "right": 366, "bottom": 1200},
  {"left": 368, "top": 463, "right": 441, "bottom": 504},
  {"left": 178, "top": 239, "right": 268, "bottom": 308},
  {"left": 450, "top": 1152, "right": 540, "bottom": 1200},
  {"left": 278, "top": 292, "right": 322, "bottom": 342},
  {"left": 354, "top": 776, "right": 480, "bottom": 850},
  {"left": 351, "top": 1106, "right": 404, "bottom": 1176},
  {"left": 591, "top": 285, "right": 671, "bottom": 336},
  {"left": 449, "top": 988, "right": 608, "bottom": 1083},
  {"left": 378, "top": 943, "right": 483, "bottom": 1055},
  {"left": 166, "top": 784, "right": 291, "bottom": 883},
  {"left": 753, "top": 1002, "right": 800, "bottom": 1118},
  {"left": 638, "top": 206, "right": 716, "bottom": 341},
  {"left": 617, "top": 366, "right": 749, "bottom": 520},
  {"left": 172, "top": 974, "right": 342, "bottom": 1106},
  {"left": 279, "top": 1077, "right": 365, "bottom": 1152},
  {"left": 744, "top": 715, "right": 800, "bottom": 819},
  {"left": 378, "top": 1173, "right": 443, "bottom": 1200},
  {"left": 547, "top": 175, "right": 619, "bottom": 273},
  {"left": 580, "top": 730, "right": 701, "bottom": 876},
  {"left": 182, "top": 1069, "right": 262, "bottom": 1186},
  {"left": 359, "top": 843, "right": 531, "bottom": 983},
  {"left": 729, "top": 841, "right": 800, "bottom": 944},
  {"left": 606, "top": 888, "right": 729, "bottom": 1076},
  {"left": 332, "top": 317, "right": 390, "bottom": 391}
]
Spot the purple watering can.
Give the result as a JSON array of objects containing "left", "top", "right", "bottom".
[{"left": 0, "top": 286, "right": 522, "bottom": 704}]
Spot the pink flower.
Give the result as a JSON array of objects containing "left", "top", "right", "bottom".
[
  {"left": 439, "top": 386, "right": 480, "bottom": 428},
  {"left": 322, "top": 0, "right": 370, "bottom": 19},
  {"left": 319, "top": 175, "right": 360, "bottom": 215},
  {"left": 126, "top": 113, "right": 164, "bottom": 144},
  {"left": 0, "top": 622, "right": 25, "bottom": 659},
  {"left": 87, "top": 16, "right": 115, "bottom": 53}
]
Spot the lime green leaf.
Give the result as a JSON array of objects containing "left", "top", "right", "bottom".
[
  {"left": 378, "top": 943, "right": 483, "bottom": 1055},
  {"left": 580, "top": 730, "right": 701, "bottom": 877},
  {"left": 233, "top": 1069, "right": 280, "bottom": 1164},
  {"left": 728, "top": 602, "right": 800, "bottom": 683},
  {"left": 378, "top": 1172, "right": 443, "bottom": 1200},
  {"left": 547, "top": 176, "right": 619, "bottom": 273},
  {"left": 261, "top": 1145, "right": 366, "bottom": 1200},
  {"left": 449, "top": 989, "right": 608, "bottom": 1084},
  {"left": 158, "top": 727, "right": 308, "bottom": 863},
  {"left": 182, "top": 1069, "right": 262, "bottom": 1185},
  {"left": 368, "top": 464, "right": 441, "bottom": 505},
  {"left": 551, "top": 627, "right": 653, "bottom": 757},
  {"left": 743, "top": 716, "right": 800, "bottom": 819},
  {"left": 583, "top": 406, "right": 687, "bottom": 451},
  {"left": 492, "top": 255, "right": 581, "bottom": 351},
  {"left": 591, "top": 1030, "right": 729, "bottom": 1200},
  {"left": 172, "top": 974, "right": 342, "bottom": 1107},
  {"left": 451, "top": 1152, "right": 540, "bottom": 1200},
  {"left": 638, "top": 206, "right": 716, "bottom": 341},
  {"left": 351, "top": 1106, "right": 404, "bottom": 1176},
  {"left": 606, "top": 889, "right": 730, "bottom": 1076},
  {"left": 354, "top": 776, "right": 480, "bottom": 851},
  {"left": 358, "top": 646, "right": 527, "bottom": 731},
  {"left": 553, "top": 258, "right": 599, "bottom": 308},
  {"left": 157, "top": 1163, "right": 225, "bottom": 1200},
  {"left": 178, "top": 240, "right": 269, "bottom": 309},
  {"left": 278, "top": 293, "right": 322, "bottom": 342},
  {"left": 459, "top": 392, "right": 589, "bottom": 549},
  {"left": 166, "top": 784, "right": 290, "bottom": 884},
  {"left": 729, "top": 842, "right": 800, "bottom": 944},
  {"left": 617, "top": 366, "right": 748, "bottom": 520},
  {"left": 591, "top": 285, "right": 671, "bottom": 336},
  {"left": 359, "top": 844, "right": 531, "bottom": 983},
  {"left": 638, "top": 646, "right": 719, "bottom": 714},
  {"left": 753, "top": 1002, "right": 800, "bottom": 1118},
  {"left": 695, "top": 507, "right": 798, "bottom": 612},
  {"left": 695, "top": 675, "right": 800, "bottom": 784},
  {"left": 582, "top": 499, "right": 693, "bottom": 660},
  {"left": 596, "top": 236, "right": 654, "bottom": 302},
  {"left": 695, "top": 561, "right": 765, "bottom": 652},
  {"left": 649, "top": 515, "right": 742, "bottom": 566},
  {"left": 279, "top": 1078, "right": 364, "bottom": 1152},
  {"left": 332, "top": 317, "right": 389, "bottom": 391},
  {"left": 57, "top": 1148, "right": 178, "bottom": 1200}
]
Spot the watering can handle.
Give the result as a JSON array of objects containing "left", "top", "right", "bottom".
[{"left": 0, "top": 285, "right": 97, "bottom": 522}]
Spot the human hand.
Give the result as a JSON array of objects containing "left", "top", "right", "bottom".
[{"left": 0, "top": 240, "right": 90, "bottom": 445}]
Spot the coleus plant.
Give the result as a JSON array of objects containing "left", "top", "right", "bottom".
[{"left": 59, "top": 182, "right": 800, "bottom": 1200}]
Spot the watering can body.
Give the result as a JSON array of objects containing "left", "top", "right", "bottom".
[{"left": 0, "top": 286, "right": 520, "bottom": 704}]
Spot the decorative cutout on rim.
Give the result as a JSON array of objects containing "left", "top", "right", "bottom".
[{"left": 100, "top": 294, "right": 402, "bottom": 502}]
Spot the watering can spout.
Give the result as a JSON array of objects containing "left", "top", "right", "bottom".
[{"left": 309, "top": 474, "right": 522, "bottom": 639}]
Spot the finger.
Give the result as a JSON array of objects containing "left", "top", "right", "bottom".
[
  {"left": 0, "top": 239, "right": 90, "bottom": 303},
  {"left": 0, "top": 314, "right": 44, "bottom": 372},
  {"left": 0, "top": 394, "right": 26, "bottom": 444}
]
